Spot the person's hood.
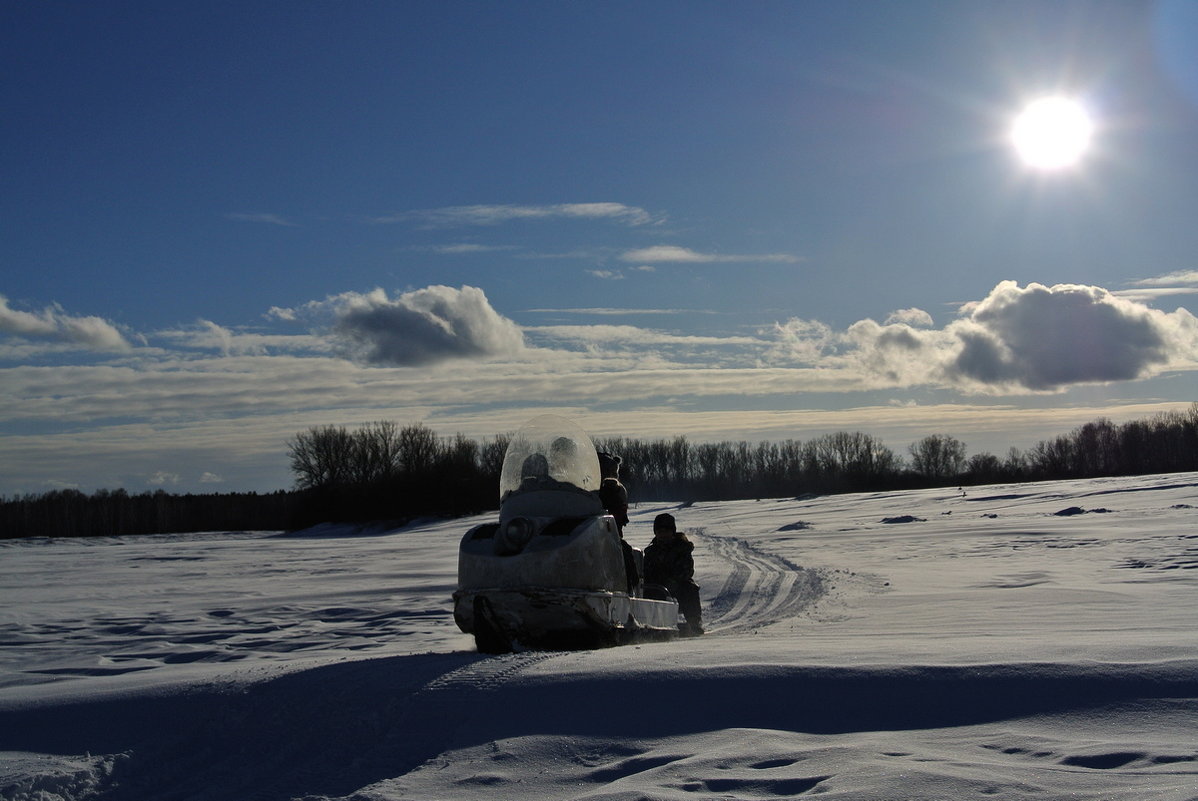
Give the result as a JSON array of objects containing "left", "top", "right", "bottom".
[{"left": 654, "top": 534, "right": 693, "bottom": 553}]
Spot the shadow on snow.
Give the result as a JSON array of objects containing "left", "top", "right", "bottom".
[{"left": 4, "top": 652, "right": 1198, "bottom": 801}]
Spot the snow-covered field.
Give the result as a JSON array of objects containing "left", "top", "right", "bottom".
[{"left": 3, "top": 473, "right": 1198, "bottom": 800}]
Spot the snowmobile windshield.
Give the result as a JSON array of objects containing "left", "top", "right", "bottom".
[{"left": 499, "top": 415, "right": 602, "bottom": 501}]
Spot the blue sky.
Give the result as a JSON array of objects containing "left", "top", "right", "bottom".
[{"left": 4, "top": 0, "right": 1198, "bottom": 495}]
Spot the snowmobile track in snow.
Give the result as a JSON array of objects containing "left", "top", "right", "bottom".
[
  {"left": 422, "top": 649, "right": 562, "bottom": 693},
  {"left": 303, "top": 651, "right": 572, "bottom": 790},
  {"left": 693, "top": 528, "right": 827, "bottom": 634}
]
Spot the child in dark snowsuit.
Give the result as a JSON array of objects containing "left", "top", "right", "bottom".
[{"left": 643, "top": 512, "right": 703, "bottom": 635}]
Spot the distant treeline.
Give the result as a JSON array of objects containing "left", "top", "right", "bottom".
[
  {"left": 3, "top": 405, "right": 1197, "bottom": 538},
  {"left": 598, "top": 403, "right": 1198, "bottom": 499},
  {"left": 0, "top": 488, "right": 297, "bottom": 539}
]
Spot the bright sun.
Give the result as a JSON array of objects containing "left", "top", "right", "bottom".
[{"left": 1010, "top": 96, "right": 1093, "bottom": 170}]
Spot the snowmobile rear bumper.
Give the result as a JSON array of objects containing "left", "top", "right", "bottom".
[{"left": 453, "top": 586, "right": 678, "bottom": 650}]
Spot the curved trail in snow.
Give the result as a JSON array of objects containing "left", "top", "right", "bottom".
[
  {"left": 337, "top": 529, "right": 831, "bottom": 792},
  {"left": 690, "top": 527, "right": 828, "bottom": 634}
]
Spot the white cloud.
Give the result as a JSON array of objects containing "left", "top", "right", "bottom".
[
  {"left": 1116, "top": 286, "right": 1198, "bottom": 303},
  {"left": 528, "top": 324, "right": 763, "bottom": 348},
  {"left": 587, "top": 269, "right": 625, "bottom": 280},
  {"left": 156, "top": 320, "right": 328, "bottom": 356},
  {"left": 225, "top": 213, "right": 297, "bottom": 227},
  {"left": 420, "top": 243, "right": 519, "bottom": 254},
  {"left": 516, "top": 248, "right": 608, "bottom": 260},
  {"left": 769, "top": 318, "right": 841, "bottom": 364},
  {"left": 1118, "top": 271, "right": 1198, "bottom": 303},
  {"left": 266, "top": 306, "right": 298, "bottom": 322},
  {"left": 944, "top": 281, "right": 1197, "bottom": 390},
  {"left": 200, "top": 472, "right": 224, "bottom": 484},
  {"left": 525, "top": 307, "right": 704, "bottom": 316},
  {"left": 7, "top": 282, "right": 1194, "bottom": 435},
  {"left": 7, "top": 279, "right": 1198, "bottom": 495},
  {"left": 769, "top": 281, "right": 1198, "bottom": 393},
  {"left": 0, "top": 295, "right": 130, "bottom": 351},
  {"left": 621, "top": 245, "right": 800, "bottom": 264},
  {"left": 279, "top": 285, "right": 526, "bottom": 366},
  {"left": 843, "top": 318, "right": 956, "bottom": 386},
  {"left": 884, "top": 308, "right": 935, "bottom": 327},
  {"left": 193, "top": 320, "right": 258, "bottom": 356},
  {"left": 148, "top": 471, "right": 180, "bottom": 486},
  {"left": 375, "top": 203, "right": 658, "bottom": 227},
  {"left": 1129, "top": 270, "right": 1198, "bottom": 287}
]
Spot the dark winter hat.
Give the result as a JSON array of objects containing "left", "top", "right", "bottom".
[
  {"left": 653, "top": 513, "right": 676, "bottom": 531},
  {"left": 598, "top": 451, "right": 622, "bottom": 478}
]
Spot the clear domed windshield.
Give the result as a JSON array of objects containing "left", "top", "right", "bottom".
[{"left": 499, "top": 415, "right": 601, "bottom": 500}]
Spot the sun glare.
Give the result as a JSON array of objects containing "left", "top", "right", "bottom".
[{"left": 1010, "top": 97, "right": 1093, "bottom": 170}]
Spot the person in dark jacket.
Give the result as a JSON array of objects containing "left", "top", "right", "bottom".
[
  {"left": 597, "top": 451, "right": 638, "bottom": 594},
  {"left": 597, "top": 452, "right": 629, "bottom": 530},
  {"left": 643, "top": 512, "right": 703, "bottom": 635}
]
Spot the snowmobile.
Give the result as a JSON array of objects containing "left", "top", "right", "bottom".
[{"left": 453, "top": 415, "right": 680, "bottom": 653}]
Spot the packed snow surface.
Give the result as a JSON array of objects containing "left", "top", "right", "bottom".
[{"left": 3, "top": 473, "right": 1197, "bottom": 800}]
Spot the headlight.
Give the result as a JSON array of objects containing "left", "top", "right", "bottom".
[{"left": 494, "top": 516, "right": 535, "bottom": 555}]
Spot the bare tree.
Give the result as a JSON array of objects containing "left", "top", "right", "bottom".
[
  {"left": 397, "top": 423, "right": 440, "bottom": 473},
  {"left": 440, "top": 432, "right": 479, "bottom": 474},
  {"left": 805, "top": 431, "right": 900, "bottom": 488},
  {"left": 350, "top": 421, "right": 402, "bottom": 484},
  {"left": 909, "top": 434, "right": 966, "bottom": 480},
  {"left": 1002, "top": 447, "right": 1027, "bottom": 478},
  {"left": 288, "top": 425, "right": 356, "bottom": 489},
  {"left": 965, "top": 452, "right": 1002, "bottom": 483},
  {"left": 1027, "top": 435, "right": 1072, "bottom": 477},
  {"left": 478, "top": 434, "right": 511, "bottom": 481}
]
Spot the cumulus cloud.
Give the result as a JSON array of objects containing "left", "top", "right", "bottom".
[
  {"left": 303, "top": 285, "right": 526, "bottom": 366},
  {"left": 771, "top": 281, "right": 1198, "bottom": 392},
  {"left": 843, "top": 317, "right": 954, "bottom": 385},
  {"left": 884, "top": 307, "right": 935, "bottom": 327},
  {"left": 0, "top": 295, "right": 130, "bottom": 351},
  {"left": 266, "top": 306, "right": 298, "bottom": 322},
  {"left": 376, "top": 203, "right": 658, "bottom": 227},
  {"left": 945, "top": 281, "right": 1196, "bottom": 390},
  {"left": 771, "top": 317, "right": 852, "bottom": 365},
  {"left": 621, "top": 245, "right": 800, "bottom": 264}
]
